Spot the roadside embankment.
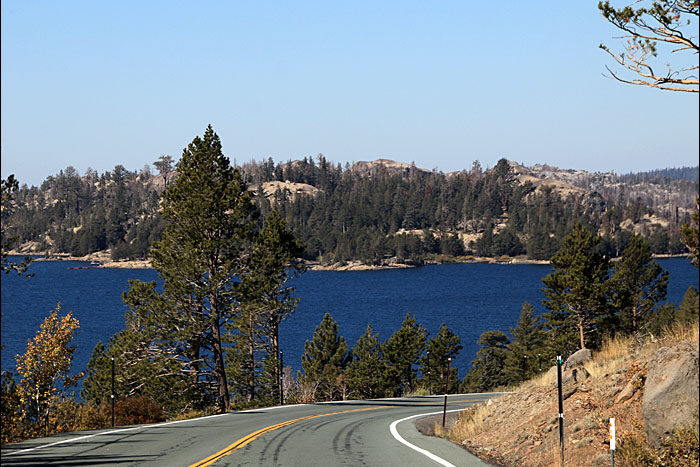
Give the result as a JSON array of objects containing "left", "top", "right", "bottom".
[{"left": 437, "top": 322, "right": 699, "bottom": 467}]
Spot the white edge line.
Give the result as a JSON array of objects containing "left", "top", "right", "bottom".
[
  {"left": 2, "top": 404, "right": 309, "bottom": 457},
  {"left": 389, "top": 409, "right": 464, "bottom": 467},
  {"left": 3, "top": 394, "right": 504, "bottom": 458}
]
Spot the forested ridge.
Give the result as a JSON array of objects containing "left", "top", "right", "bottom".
[
  {"left": 3, "top": 156, "right": 697, "bottom": 264},
  {"left": 2, "top": 128, "right": 699, "bottom": 445}
]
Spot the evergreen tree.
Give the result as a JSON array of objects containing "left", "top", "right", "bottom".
[
  {"left": 80, "top": 341, "right": 111, "bottom": 405},
  {"left": 240, "top": 209, "right": 304, "bottom": 402},
  {"left": 300, "top": 313, "right": 348, "bottom": 401},
  {"left": 542, "top": 224, "right": 611, "bottom": 354},
  {"left": 676, "top": 286, "right": 699, "bottom": 324},
  {"left": 610, "top": 235, "right": 668, "bottom": 332},
  {"left": 461, "top": 330, "right": 510, "bottom": 393},
  {"left": 419, "top": 323, "right": 462, "bottom": 394},
  {"left": 345, "top": 324, "right": 387, "bottom": 399},
  {"left": 383, "top": 313, "right": 427, "bottom": 396},
  {"left": 1, "top": 175, "right": 33, "bottom": 275},
  {"left": 680, "top": 198, "right": 699, "bottom": 268},
  {"left": 125, "top": 126, "right": 258, "bottom": 413},
  {"left": 503, "top": 303, "right": 547, "bottom": 385}
]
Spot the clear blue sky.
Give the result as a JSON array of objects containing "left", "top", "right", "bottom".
[{"left": 2, "top": 1, "right": 698, "bottom": 187}]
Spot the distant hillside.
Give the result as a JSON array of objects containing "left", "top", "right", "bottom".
[
  {"left": 3, "top": 158, "right": 697, "bottom": 265},
  {"left": 621, "top": 166, "right": 699, "bottom": 182}
]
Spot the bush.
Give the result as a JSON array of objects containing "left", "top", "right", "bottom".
[
  {"left": 115, "top": 396, "right": 165, "bottom": 426},
  {"left": 78, "top": 402, "right": 111, "bottom": 430}
]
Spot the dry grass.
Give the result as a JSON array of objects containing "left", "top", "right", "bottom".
[
  {"left": 438, "top": 399, "right": 496, "bottom": 442},
  {"left": 519, "top": 368, "right": 556, "bottom": 389},
  {"left": 403, "top": 387, "right": 430, "bottom": 397},
  {"left": 584, "top": 320, "right": 699, "bottom": 380},
  {"left": 442, "top": 320, "right": 699, "bottom": 466}
]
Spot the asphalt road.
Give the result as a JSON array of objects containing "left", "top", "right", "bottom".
[{"left": 1, "top": 394, "right": 503, "bottom": 466}]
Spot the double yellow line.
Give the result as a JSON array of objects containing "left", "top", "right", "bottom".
[
  {"left": 188, "top": 405, "right": 389, "bottom": 467},
  {"left": 188, "top": 398, "right": 482, "bottom": 466}
]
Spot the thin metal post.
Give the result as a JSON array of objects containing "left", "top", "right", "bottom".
[
  {"left": 111, "top": 357, "right": 115, "bottom": 427},
  {"left": 442, "top": 357, "right": 451, "bottom": 428},
  {"left": 557, "top": 355, "right": 564, "bottom": 466},
  {"left": 427, "top": 350, "right": 431, "bottom": 395},
  {"left": 610, "top": 417, "right": 616, "bottom": 467},
  {"left": 279, "top": 349, "right": 284, "bottom": 406}
]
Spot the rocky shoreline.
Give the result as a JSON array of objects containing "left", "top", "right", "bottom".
[{"left": 10, "top": 250, "right": 688, "bottom": 271}]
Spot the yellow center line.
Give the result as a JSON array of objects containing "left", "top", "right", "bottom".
[
  {"left": 188, "top": 398, "right": 482, "bottom": 467},
  {"left": 187, "top": 405, "right": 389, "bottom": 467}
]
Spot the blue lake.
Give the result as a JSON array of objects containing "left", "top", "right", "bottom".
[{"left": 1, "top": 258, "right": 698, "bottom": 385}]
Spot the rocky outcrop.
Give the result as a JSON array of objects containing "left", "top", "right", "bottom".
[
  {"left": 564, "top": 349, "right": 592, "bottom": 370},
  {"left": 642, "top": 340, "right": 699, "bottom": 448}
]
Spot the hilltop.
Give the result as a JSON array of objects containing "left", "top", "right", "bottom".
[{"left": 3, "top": 158, "right": 697, "bottom": 266}]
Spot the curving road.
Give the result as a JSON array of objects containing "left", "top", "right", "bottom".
[{"left": 1, "top": 394, "right": 503, "bottom": 466}]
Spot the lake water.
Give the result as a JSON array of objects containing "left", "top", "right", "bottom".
[{"left": 1, "top": 258, "right": 697, "bottom": 385}]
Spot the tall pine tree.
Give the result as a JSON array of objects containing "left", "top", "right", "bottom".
[
  {"left": 383, "top": 313, "right": 427, "bottom": 396},
  {"left": 125, "top": 126, "right": 258, "bottom": 412},
  {"left": 345, "top": 324, "right": 386, "bottom": 399},
  {"left": 239, "top": 209, "right": 304, "bottom": 402},
  {"left": 503, "top": 303, "right": 547, "bottom": 384},
  {"left": 542, "top": 224, "right": 611, "bottom": 354},
  {"left": 419, "top": 323, "right": 462, "bottom": 394},
  {"left": 610, "top": 235, "right": 668, "bottom": 333},
  {"left": 300, "top": 313, "right": 348, "bottom": 401}
]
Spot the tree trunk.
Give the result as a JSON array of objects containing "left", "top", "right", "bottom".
[
  {"left": 210, "top": 294, "right": 230, "bottom": 413},
  {"left": 272, "top": 323, "right": 280, "bottom": 400},
  {"left": 579, "top": 317, "right": 586, "bottom": 350},
  {"left": 247, "top": 311, "right": 255, "bottom": 402}
]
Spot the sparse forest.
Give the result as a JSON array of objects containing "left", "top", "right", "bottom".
[{"left": 2, "top": 155, "right": 697, "bottom": 265}]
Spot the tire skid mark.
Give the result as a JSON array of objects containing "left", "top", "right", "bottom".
[
  {"left": 344, "top": 418, "right": 368, "bottom": 466},
  {"left": 188, "top": 405, "right": 389, "bottom": 467},
  {"left": 270, "top": 421, "right": 306, "bottom": 466}
]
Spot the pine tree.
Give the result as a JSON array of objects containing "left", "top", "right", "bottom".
[
  {"left": 461, "top": 330, "right": 510, "bottom": 393},
  {"left": 610, "top": 235, "right": 668, "bottom": 332},
  {"left": 125, "top": 126, "right": 258, "bottom": 413},
  {"left": 300, "top": 313, "right": 348, "bottom": 401},
  {"left": 383, "top": 313, "right": 427, "bottom": 396},
  {"left": 680, "top": 198, "right": 699, "bottom": 268},
  {"left": 676, "top": 286, "right": 699, "bottom": 324},
  {"left": 419, "top": 323, "right": 462, "bottom": 394},
  {"left": 80, "top": 341, "right": 111, "bottom": 405},
  {"left": 503, "top": 303, "right": 547, "bottom": 385},
  {"left": 240, "top": 209, "right": 304, "bottom": 402},
  {"left": 542, "top": 224, "right": 611, "bottom": 354},
  {"left": 345, "top": 324, "right": 386, "bottom": 399},
  {"left": 1, "top": 175, "right": 33, "bottom": 275}
]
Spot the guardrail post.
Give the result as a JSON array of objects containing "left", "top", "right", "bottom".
[
  {"left": 610, "top": 417, "right": 615, "bottom": 467},
  {"left": 427, "top": 350, "right": 431, "bottom": 395},
  {"left": 557, "top": 355, "right": 564, "bottom": 466},
  {"left": 442, "top": 356, "right": 451, "bottom": 428},
  {"left": 111, "top": 356, "right": 115, "bottom": 427}
]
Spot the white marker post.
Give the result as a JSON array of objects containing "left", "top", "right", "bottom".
[{"left": 609, "top": 417, "right": 616, "bottom": 467}]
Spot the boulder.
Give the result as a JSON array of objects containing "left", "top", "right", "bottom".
[
  {"left": 564, "top": 349, "right": 592, "bottom": 370},
  {"left": 643, "top": 340, "right": 699, "bottom": 448}
]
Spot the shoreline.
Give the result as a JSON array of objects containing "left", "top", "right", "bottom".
[{"left": 9, "top": 250, "right": 690, "bottom": 271}]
